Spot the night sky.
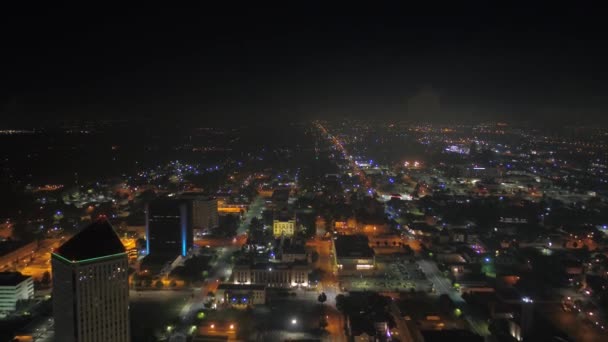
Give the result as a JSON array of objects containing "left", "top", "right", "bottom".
[{"left": 2, "top": 4, "right": 607, "bottom": 125}]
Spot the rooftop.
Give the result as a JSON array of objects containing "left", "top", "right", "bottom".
[
  {"left": 335, "top": 235, "right": 374, "bottom": 258},
  {"left": 54, "top": 219, "right": 125, "bottom": 263},
  {"left": 147, "top": 198, "right": 186, "bottom": 215},
  {"left": 0, "top": 272, "right": 31, "bottom": 286},
  {"left": 235, "top": 260, "right": 308, "bottom": 270}
]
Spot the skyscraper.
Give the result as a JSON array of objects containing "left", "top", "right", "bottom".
[
  {"left": 179, "top": 194, "right": 219, "bottom": 234},
  {"left": 191, "top": 197, "right": 219, "bottom": 231},
  {"left": 145, "top": 199, "right": 191, "bottom": 258},
  {"left": 52, "top": 219, "right": 130, "bottom": 342}
]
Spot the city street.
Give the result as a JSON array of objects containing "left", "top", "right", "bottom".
[
  {"left": 175, "top": 195, "right": 265, "bottom": 337},
  {"left": 418, "top": 259, "right": 490, "bottom": 337},
  {"left": 307, "top": 237, "right": 347, "bottom": 341}
]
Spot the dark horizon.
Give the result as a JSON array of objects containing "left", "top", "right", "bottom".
[{"left": 2, "top": 4, "right": 607, "bottom": 125}]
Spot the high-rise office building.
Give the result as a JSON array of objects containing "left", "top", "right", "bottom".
[
  {"left": 52, "top": 219, "right": 129, "bottom": 342},
  {"left": 145, "top": 199, "right": 191, "bottom": 258},
  {"left": 180, "top": 195, "right": 219, "bottom": 232},
  {"left": 191, "top": 197, "right": 219, "bottom": 230}
]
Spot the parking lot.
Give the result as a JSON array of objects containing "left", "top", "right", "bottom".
[{"left": 340, "top": 258, "right": 433, "bottom": 292}]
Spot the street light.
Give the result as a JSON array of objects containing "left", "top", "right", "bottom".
[{"left": 291, "top": 318, "right": 298, "bottom": 325}]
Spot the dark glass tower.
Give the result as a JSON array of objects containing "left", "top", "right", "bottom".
[{"left": 145, "top": 199, "right": 192, "bottom": 258}]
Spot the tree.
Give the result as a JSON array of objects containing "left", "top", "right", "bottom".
[
  {"left": 335, "top": 294, "right": 347, "bottom": 312},
  {"left": 318, "top": 292, "right": 327, "bottom": 304},
  {"left": 131, "top": 273, "right": 139, "bottom": 288},
  {"left": 311, "top": 251, "right": 320, "bottom": 263},
  {"left": 309, "top": 268, "right": 325, "bottom": 283},
  {"left": 169, "top": 280, "right": 177, "bottom": 288},
  {"left": 319, "top": 317, "right": 328, "bottom": 330},
  {"left": 155, "top": 280, "right": 164, "bottom": 289},
  {"left": 439, "top": 294, "right": 454, "bottom": 315},
  {"left": 41, "top": 271, "right": 51, "bottom": 285},
  {"left": 11, "top": 222, "right": 36, "bottom": 242}
]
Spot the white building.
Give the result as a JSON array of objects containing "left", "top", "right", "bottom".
[
  {"left": 52, "top": 220, "right": 130, "bottom": 342},
  {"left": 0, "top": 272, "right": 34, "bottom": 314},
  {"left": 233, "top": 262, "right": 309, "bottom": 288}
]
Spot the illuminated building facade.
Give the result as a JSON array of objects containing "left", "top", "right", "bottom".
[
  {"left": 233, "top": 262, "right": 309, "bottom": 288},
  {"left": 52, "top": 220, "right": 129, "bottom": 342},
  {"left": 273, "top": 219, "right": 296, "bottom": 237},
  {"left": 217, "top": 283, "right": 266, "bottom": 308}
]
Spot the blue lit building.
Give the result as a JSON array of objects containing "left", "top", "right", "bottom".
[{"left": 145, "top": 199, "right": 192, "bottom": 259}]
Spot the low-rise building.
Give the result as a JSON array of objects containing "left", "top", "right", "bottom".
[
  {"left": 273, "top": 219, "right": 296, "bottom": 237},
  {"left": 334, "top": 235, "right": 375, "bottom": 274},
  {"left": 216, "top": 283, "right": 266, "bottom": 308},
  {"left": 0, "top": 272, "right": 34, "bottom": 314},
  {"left": 232, "top": 262, "right": 309, "bottom": 288}
]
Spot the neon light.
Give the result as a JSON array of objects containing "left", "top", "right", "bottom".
[
  {"left": 181, "top": 205, "right": 187, "bottom": 257},
  {"left": 52, "top": 252, "right": 126, "bottom": 265},
  {"left": 145, "top": 207, "right": 150, "bottom": 255},
  {"left": 51, "top": 253, "right": 73, "bottom": 264}
]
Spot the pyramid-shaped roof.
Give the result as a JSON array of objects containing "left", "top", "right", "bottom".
[{"left": 55, "top": 219, "right": 125, "bottom": 262}]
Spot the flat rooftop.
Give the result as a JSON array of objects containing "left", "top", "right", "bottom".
[
  {"left": 335, "top": 235, "right": 374, "bottom": 258},
  {"left": 0, "top": 272, "right": 30, "bottom": 286}
]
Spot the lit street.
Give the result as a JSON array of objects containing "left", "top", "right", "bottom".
[
  {"left": 418, "top": 259, "right": 490, "bottom": 337},
  {"left": 3, "top": 11, "right": 608, "bottom": 341}
]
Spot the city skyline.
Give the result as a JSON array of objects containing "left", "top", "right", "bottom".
[{"left": 2, "top": 6, "right": 608, "bottom": 342}]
